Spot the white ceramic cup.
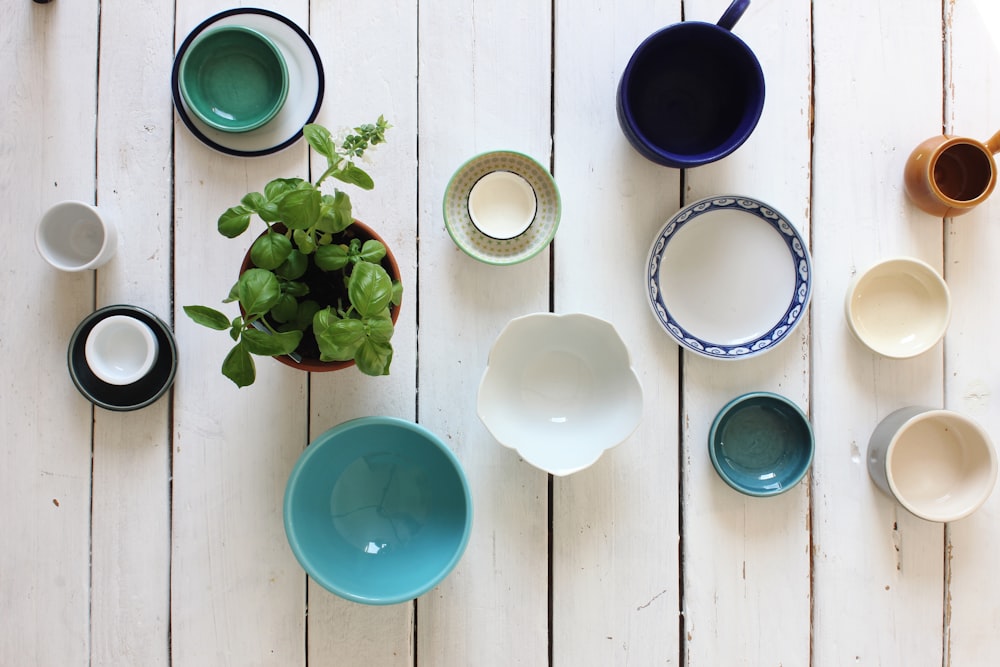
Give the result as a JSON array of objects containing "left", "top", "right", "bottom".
[
  {"left": 85, "top": 315, "right": 159, "bottom": 385},
  {"left": 35, "top": 200, "right": 118, "bottom": 271},
  {"left": 868, "top": 407, "right": 997, "bottom": 522},
  {"left": 467, "top": 170, "right": 537, "bottom": 239},
  {"left": 845, "top": 257, "right": 951, "bottom": 358}
]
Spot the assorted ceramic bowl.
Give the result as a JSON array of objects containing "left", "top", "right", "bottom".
[
  {"left": 443, "top": 151, "right": 561, "bottom": 265},
  {"left": 171, "top": 8, "right": 324, "bottom": 156},
  {"left": 67, "top": 305, "right": 178, "bottom": 412},
  {"left": 284, "top": 417, "right": 472, "bottom": 605},
  {"left": 477, "top": 313, "right": 642, "bottom": 476},
  {"left": 32, "top": 6, "right": 979, "bottom": 610}
]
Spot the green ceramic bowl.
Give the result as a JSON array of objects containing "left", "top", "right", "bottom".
[
  {"left": 178, "top": 26, "right": 288, "bottom": 133},
  {"left": 709, "top": 392, "right": 814, "bottom": 497}
]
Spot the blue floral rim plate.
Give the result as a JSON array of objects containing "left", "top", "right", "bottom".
[{"left": 645, "top": 196, "right": 812, "bottom": 359}]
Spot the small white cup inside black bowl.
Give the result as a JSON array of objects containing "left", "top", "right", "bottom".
[
  {"left": 68, "top": 306, "right": 178, "bottom": 411},
  {"left": 85, "top": 315, "right": 159, "bottom": 385}
]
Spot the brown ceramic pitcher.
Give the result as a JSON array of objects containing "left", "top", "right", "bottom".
[{"left": 904, "top": 130, "right": 1000, "bottom": 217}]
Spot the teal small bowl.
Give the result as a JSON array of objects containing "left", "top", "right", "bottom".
[
  {"left": 708, "top": 392, "right": 814, "bottom": 497},
  {"left": 283, "top": 417, "right": 473, "bottom": 605},
  {"left": 178, "top": 25, "right": 288, "bottom": 133}
]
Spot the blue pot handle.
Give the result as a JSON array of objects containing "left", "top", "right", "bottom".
[{"left": 717, "top": 0, "right": 750, "bottom": 31}]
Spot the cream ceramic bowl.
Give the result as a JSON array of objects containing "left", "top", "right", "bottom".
[
  {"left": 845, "top": 257, "right": 951, "bottom": 358},
  {"left": 477, "top": 313, "right": 643, "bottom": 476}
]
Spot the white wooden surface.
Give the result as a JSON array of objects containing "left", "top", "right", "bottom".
[{"left": 4, "top": 1, "right": 1000, "bottom": 665}]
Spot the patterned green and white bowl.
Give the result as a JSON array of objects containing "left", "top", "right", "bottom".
[{"left": 443, "top": 151, "right": 561, "bottom": 265}]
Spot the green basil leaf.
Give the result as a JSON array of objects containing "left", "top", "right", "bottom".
[
  {"left": 242, "top": 327, "right": 303, "bottom": 356},
  {"left": 391, "top": 279, "right": 403, "bottom": 306},
  {"left": 278, "top": 187, "right": 321, "bottom": 230},
  {"left": 275, "top": 249, "right": 307, "bottom": 280},
  {"left": 223, "top": 280, "right": 240, "bottom": 303},
  {"left": 348, "top": 261, "right": 393, "bottom": 318},
  {"left": 229, "top": 317, "right": 242, "bottom": 341},
  {"left": 250, "top": 231, "right": 293, "bottom": 270},
  {"left": 314, "top": 311, "right": 365, "bottom": 361},
  {"left": 264, "top": 177, "right": 303, "bottom": 201},
  {"left": 303, "top": 124, "right": 336, "bottom": 158},
  {"left": 270, "top": 294, "right": 299, "bottom": 323},
  {"left": 218, "top": 206, "right": 252, "bottom": 238},
  {"left": 355, "top": 339, "right": 393, "bottom": 376},
  {"left": 282, "top": 280, "right": 310, "bottom": 298},
  {"left": 238, "top": 268, "right": 281, "bottom": 316},
  {"left": 332, "top": 164, "right": 375, "bottom": 190},
  {"left": 365, "top": 313, "right": 395, "bottom": 343},
  {"left": 294, "top": 300, "right": 321, "bottom": 330},
  {"left": 314, "top": 243, "right": 350, "bottom": 271},
  {"left": 293, "top": 229, "right": 317, "bottom": 255},
  {"left": 316, "top": 191, "right": 353, "bottom": 234},
  {"left": 257, "top": 201, "right": 282, "bottom": 223},
  {"left": 240, "top": 192, "right": 266, "bottom": 212},
  {"left": 221, "top": 341, "right": 255, "bottom": 387},
  {"left": 182, "top": 305, "right": 230, "bottom": 330},
  {"left": 357, "top": 239, "right": 386, "bottom": 263}
]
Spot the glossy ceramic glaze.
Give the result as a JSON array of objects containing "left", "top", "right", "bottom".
[
  {"left": 67, "top": 305, "right": 178, "bottom": 411},
  {"left": 179, "top": 26, "right": 288, "bottom": 132},
  {"left": 867, "top": 407, "right": 997, "bottom": 522},
  {"left": 708, "top": 392, "right": 814, "bottom": 497},
  {"left": 616, "top": 0, "right": 763, "bottom": 168},
  {"left": 646, "top": 196, "right": 811, "bottom": 359},
  {"left": 283, "top": 417, "right": 472, "bottom": 605},
  {"left": 477, "top": 313, "right": 643, "bottom": 476},
  {"left": 172, "top": 8, "right": 324, "bottom": 156},
  {"left": 468, "top": 170, "right": 537, "bottom": 239},
  {"left": 443, "top": 151, "right": 560, "bottom": 265},
  {"left": 35, "top": 200, "right": 118, "bottom": 271},
  {"left": 84, "top": 315, "right": 159, "bottom": 385},
  {"left": 845, "top": 257, "right": 950, "bottom": 358},
  {"left": 903, "top": 131, "right": 1000, "bottom": 217}
]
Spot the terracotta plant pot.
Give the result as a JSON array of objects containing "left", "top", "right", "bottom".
[{"left": 239, "top": 220, "right": 402, "bottom": 372}]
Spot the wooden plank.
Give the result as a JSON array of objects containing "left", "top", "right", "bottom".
[
  {"left": 550, "top": 1, "right": 682, "bottom": 664},
  {"left": 676, "top": 1, "right": 813, "bottom": 665},
  {"left": 811, "top": 2, "right": 947, "bottom": 665},
  {"left": 305, "top": 1, "right": 418, "bottom": 664},
  {"left": 415, "top": 0, "right": 553, "bottom": 664},
  {"left": 170, "top": 3, "right": 310, "bottom": 665},
  {"left": 0, "top": 0, "right": 97, "bottom": 663},
  {"left": 89, "top": 0, "right": 174, "bottom": 665},
  {"left": 943, "top": 0, "right": 1000, "bottom": 663}
]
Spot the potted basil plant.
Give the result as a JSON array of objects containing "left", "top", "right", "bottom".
[{"left": 184, "top": 117, "right": 402, "bottom": 388}]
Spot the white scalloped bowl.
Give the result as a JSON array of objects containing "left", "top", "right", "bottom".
[{"left": 477, "top": 313, "right": 643, "bottom": 476}]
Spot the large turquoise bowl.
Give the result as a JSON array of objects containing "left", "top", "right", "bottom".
[{"left": 283, "top": 417, "right": 473, "bottom": 605}]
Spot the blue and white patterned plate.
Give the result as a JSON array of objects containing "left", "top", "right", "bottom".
[{"left": 645, "top": 196, "right": 811, "bottom": 359}]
